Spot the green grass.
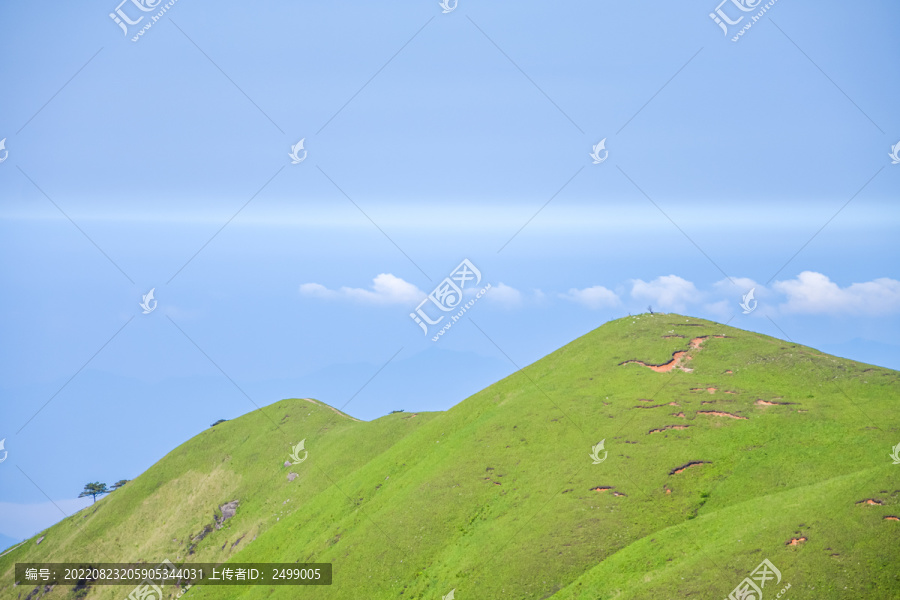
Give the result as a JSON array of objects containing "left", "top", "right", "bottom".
[{"left": 2, "top": 314, "right": 898, "bottom": 599}]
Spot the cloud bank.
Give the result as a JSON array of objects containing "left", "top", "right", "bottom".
[{"left": 302, "top": 272, "right": 900, "bottom": 316}]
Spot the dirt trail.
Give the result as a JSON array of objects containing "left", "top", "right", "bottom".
[
  {"left": 620, "top": 351, "right": 689, "bottom": 373},
  {"left": 620, "top": 335, "right": 727, "bottom": 373},
  {"left": 303, "top": 398, "right": 362, "bottom": 422},
  {"left": 689, "top": 335, "right": 727, "bottom": 349}
]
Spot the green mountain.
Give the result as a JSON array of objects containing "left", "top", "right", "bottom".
[{"left": 3, "top": 314, "right": 898, "bottom": 599}]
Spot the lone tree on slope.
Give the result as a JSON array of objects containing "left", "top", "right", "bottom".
[{"left": 78, "top": 482, "right": 110, "bottom": 503}]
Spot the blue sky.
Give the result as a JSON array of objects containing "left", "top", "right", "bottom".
[{"left": 1, "top": 0, "right": 898, "bottom": 550}]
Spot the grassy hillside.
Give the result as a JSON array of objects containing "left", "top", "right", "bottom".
[{"left": 2, "top": 314, "right": 898, "bottom": 599}]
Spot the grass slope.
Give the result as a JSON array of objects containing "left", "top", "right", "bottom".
[{"left": 2, "top": 314, "right": 898, "bottom": 599}]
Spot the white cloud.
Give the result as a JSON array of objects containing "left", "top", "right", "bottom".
[
  {"left": 713, "top": 276, "right": 761, "bottom": 295},
  {"left": 630, "top": 275, "right": 701, "bottom": 312},
  {"left": 559, "top": 286, "right": 620, "bottom": 309},
  {"left": 773, "top": 271, "right": 900, "bottom": 315},
  {"left": 485, "top": 283, "right": 522, "bottom": 307},
  {"left": 300, "top": 274, "right": 425, "bottom": 305}
]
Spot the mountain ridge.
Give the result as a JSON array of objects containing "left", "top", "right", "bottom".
[{"left": 2, "top": 313, "right": 897, "bottom": 599}]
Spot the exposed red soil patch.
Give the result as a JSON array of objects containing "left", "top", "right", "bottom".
[
  {"left": 856, "top": 499, "right": 883, "bottom": 506},
  {"left": 690, "top": 387, "right": 720, "bottom": 394},
  {"left": 612, "top": 491, "right": 627, "bottom": 497},
  {"left": 649, "top": 425, "right": 690, "bottom": 434},
  {"left": 493, "top": 482, "right": 501, "bottom": 486},
  {"left": 620, "top": 350, "right": 688, "bottom": 373},
  {"left": 665, "top": 488, "right": 672, "bottom": 494},
  {"left": 700, "top": 400, "right": 716, "bottom": 405},
  {"left": 884, "top": 516, "right": 899, "bottom": 521},
  {"left": 689, "top": 335, "right": 727, "bottom": 349},
  {"left": 668, "top": 402, "right": 680, "bottom": 407},
  {"left": 591, "top": 486, "right": 613, "bottom": 493},
  {"left": 724, "top": 390, "right": 737, "bottom": 394},
  {"left": 669, "top": 461, "right": 711, "bottom": 475},
  {"left": 755, "top": 399, "right": 794, "bottom": 406},
  {"left": 698, "top": 411, "right": 747, "bottom": 420},
  {"left": 724, "top": 370, "right": 733, "bottom": 374},
  {"left": 634, "top": 403, "right": 669, "bottom": 409},
  {"left": 672, "top": 412, "right": 686, "bottom": 418},
  {"left": 786, "top": 537, "right": 807, "bottom": 546},
  {"left": 621, "top": 335, "right": 726, "bottom": 373}
]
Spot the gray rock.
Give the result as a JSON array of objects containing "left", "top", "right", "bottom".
[{"left": 215, "top": 500, "right": 239, "bottom": 530}]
